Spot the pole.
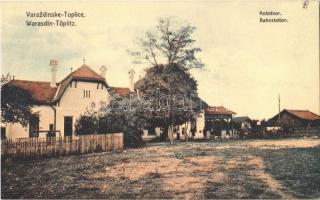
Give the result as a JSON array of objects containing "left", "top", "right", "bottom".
[{"left": 278, "top": 94, "right": 281, "bottom": 123}]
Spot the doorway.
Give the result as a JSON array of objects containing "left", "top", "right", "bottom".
[{"left": 64, "top": 116, "right": 73, "bottom": 137}]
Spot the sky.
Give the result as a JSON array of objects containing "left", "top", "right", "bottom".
[{"left": 1, "top": 0, "right": 319, "bottom": 119}]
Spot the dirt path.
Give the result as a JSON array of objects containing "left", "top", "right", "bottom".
[
  {"left": 244, "top": 156, "right": 294, "bottom": 199},
  {"left": 2, "top": 138, "right": 320, "bottom": 199}
]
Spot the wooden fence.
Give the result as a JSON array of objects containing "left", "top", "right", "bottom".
[{"left": 1, "top": 133, "right": 123, "bottom": 160}]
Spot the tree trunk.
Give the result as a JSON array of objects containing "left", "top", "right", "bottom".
[
  {"left": 185, "top": 122, "right": 189, "bottom": 142},
  {"left": 160, "top": 125, "right": 169, "bottom": 141},
  {"left": 168, "top": 125, "right": 174, "bottom": 144}
]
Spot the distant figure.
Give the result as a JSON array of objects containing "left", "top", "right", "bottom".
[
  {"left": 175, "top": 127, "right": 181, "bottom": 140},
  {"left": 191, "top": 128, "right": 196, "bottom": 140},
  {"left": 216, "top": 125, "right": 222, "bottom": 141},
  {"left": 182, "top": 127, "right": 188, "bottom": 141},
  {"left": 203, "top": 128, "right": 207, "bottom": 139},
  {"left": 226, "top": 129, "right": 230, "bottom": 139},
  {"left": 210, "top": 127, "right": 214, "bottom": 139},
  {"left": 283, "top": 127, "right": 289, "bottom": 137},
  {"left": 239, "top": 129, "right": 247, "bottom": 140}
]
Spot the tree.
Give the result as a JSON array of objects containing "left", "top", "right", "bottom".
[
  {"left": 102, "top": 94, "right": 146, "bottom": 147},
  {"left": 1, "top": 84, "right": 34, "bottom": 127},
  {"left": 129, "top": 18, "right": 206, "bottom": 142},
  {"left": 129, "top": 17, "right": 205, "bottom": 70},
  {"left": 75, "top": 94, "right": 146, "bottom": 147},
  {"left": 136, "top": 64, "right": 202, "bottom": 142}
]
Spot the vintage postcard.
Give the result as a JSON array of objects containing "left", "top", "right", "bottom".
[{"left": 1, "top": 0, "right": 319, "bottom": 199}]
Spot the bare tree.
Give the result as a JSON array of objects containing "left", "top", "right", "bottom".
[{"left": 129, "top": 17, "right": 205, "bottom": 70}]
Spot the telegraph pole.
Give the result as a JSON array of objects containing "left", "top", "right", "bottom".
[{"left": 278, "top": 94, "right": 281, "bottom": 122}]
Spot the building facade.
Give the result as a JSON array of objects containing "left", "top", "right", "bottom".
[
  {"left": 2, "top": 60, "right": 132, "bottom": 139},
  {"left": 268, "top": 109, "right": 320, "bottom": 128}
]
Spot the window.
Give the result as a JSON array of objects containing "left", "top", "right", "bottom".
[
  {"left": 83, "top": 90, "right": 91, "bottom": 98},
  {"left": 48, "top": 124, "right": 56, "bottom": 137},
  {"left": 49, "top": 124, "right": 54, "bottom": 131}
]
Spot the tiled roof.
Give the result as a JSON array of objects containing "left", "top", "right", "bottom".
[
  {"left": 286, "top": 110, "right": 320, "bottom": 121},
  {"left": 69, "top": 65, "right": 105, "bottom": 81},
  {"left": 7, "top": 80, "right": 57, "bottom": 104},
  {"left": 52, "top": 65, "right": 107, "bottom": 102},
  {"left": 205, "top": 106, "right": 236, "bottom": 115},
  {"left": 111, "top": 87, "right": 131, "bottom": 97},
  {"left": 7, "top": 65, "right": 108, "bottom": 104}
]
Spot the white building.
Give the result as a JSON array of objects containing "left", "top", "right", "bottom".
[
  {"left": 2, "top": 59, "right": 207, "bottom": 140},
  {"left": 2, "top": 60, "right": 131, "bottom": 139}
]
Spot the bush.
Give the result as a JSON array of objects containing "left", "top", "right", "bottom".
[
  {"left": 75, "top": 115, "right": 97, "bottom": 135},
  {"left": 123, "top": 125, "right": 144, "bottom": 148},
  {"left": 97, "top": 116, "right": 122, "bottom": 134},
  {"left": 75, "top": 112, "right": 145, "bottom": 148}
]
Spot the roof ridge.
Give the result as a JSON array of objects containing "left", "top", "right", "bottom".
[
  {"left": 58, "top": 64, "right": 104, "bottom": 83},
  {"left": 76, "top": 64, "right": 104, "bottom": 78},
  {"left": 51, "top": 64, "right": 107, "bottom": 103}
]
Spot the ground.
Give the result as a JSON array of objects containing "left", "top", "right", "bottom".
[{"left": 2, "top": 138, "right": 320, "bottom": 199}]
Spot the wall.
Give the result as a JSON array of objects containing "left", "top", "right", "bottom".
[
  {"left": 196, "top": 111, "right": 205, "bottom": 133},
  {"left": 55, "top": 80, "right": 110, "bottom": 137},
  {"left": 5, "top": 123, "right": 28, "bottom": 138},
  {"left": 279, "top": 113, "right": 304, "bottom": 127},
  {"left": 4, "top": 81, "right": 110, "bottom": 139},
  {"left": 5, "top": 105, "right": 54, "bottom": 139}
]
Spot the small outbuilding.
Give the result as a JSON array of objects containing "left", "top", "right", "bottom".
[
  {"left": 268, "top": 109, "right": 320, "bottom": 128},
  {"left": 233, "top": 116, "right": 253, "bottom": 130},
  {"left": 204, "top": 106, "right": 236, "bottom": 134}
]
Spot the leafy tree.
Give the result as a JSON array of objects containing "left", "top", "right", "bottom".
[
  {"left": 102, "top": 94, "right": 146, "bottom": 147},
  {"left": 129, "top": 17, "right": 205, "bottom": 70},
  {"left": 136, "top": 64, "right": 202, "bottom": 141},
  {"left": 129, "top": 17, "right": 206, "bottom": 142},
  {"left": 1, "top": 84, "right": 34, "bottom": 127}
]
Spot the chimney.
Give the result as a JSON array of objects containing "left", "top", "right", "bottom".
[
  {"left": 99, "top": 65, "right": 107, "bottom": 79},
  {"left": 49, "top": 60, "right": 58, "bottom": 87},
  {"left": 128, "top": 69, "right": 135, "bottom": 92}
]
